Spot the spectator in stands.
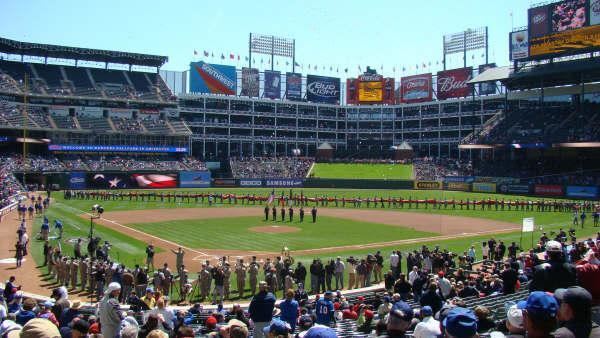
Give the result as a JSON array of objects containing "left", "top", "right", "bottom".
[
  {"left": 248, "top": 281, "right": 276, "bottom": 338},
  {"left": 386, "top": 301, "right": 413, "bottom": 337},
  {"left": 412, "top": 306, "right": 440, "bottom": 338},
  {"left": 520, "top": 291, "right": 558, "bottom": 338},
  {"left": 15, "top": 298, "right": 36, "bottom": 326},
  {"left": 8, "top": 318, "right": 61, "bottom": 338},
  {"left": 99, "top": 282, "right": 123, "bottom": 338},
  {"left": 443, "top": 307, "right": 478, "bottom": 338},
  {"left": 529, "top": 240, "right": 577, "bottom": 292},
  {"left": 553, "top": 286, "right": 600, "bottom": 338},
  {"left": 420, "top": 283, "right": 443, "bottom": 316},
  {"left": 278, "top": 289, "right": 299, "bottom": 331}
]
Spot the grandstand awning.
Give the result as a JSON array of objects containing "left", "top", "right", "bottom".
[
  {"left": 504, "top": 57, "right": 600, "bottom": 90},
  {"left": 317, "top": 142, "right": 333, "bottom": 150},
  {"left": 0, "top": 37, "right": 168, "bottom": 68},
  {"left": 468, "top": 66, "right": 511, "bottom": 84}
]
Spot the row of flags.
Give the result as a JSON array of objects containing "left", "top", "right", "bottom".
[{"left": 193, "top": 50, "right": 489, "bottom": 73}]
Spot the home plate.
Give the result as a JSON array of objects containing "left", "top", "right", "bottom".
[{"left": 0, "top": 258, "right": 26, "bottom": 264}]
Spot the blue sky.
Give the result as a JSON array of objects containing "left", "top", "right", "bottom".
[{"left": 1, "top": 0, "right": 537, "bottom": 78}]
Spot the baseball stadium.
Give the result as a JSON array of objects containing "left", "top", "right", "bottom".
[{"left": 1, "top": 1, "right": 600, "bottom": 337}]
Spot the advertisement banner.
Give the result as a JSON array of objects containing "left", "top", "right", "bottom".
[
  {"left": 534, "top": 184, "right": 564, "bottom": 196},
  {"left": 529, "top": 5, "right": 550, "bottom": 38},
  {"left": 443, "top": 176, "right": 475, "bottom": 183},
  {"left": 478, "top": 63, "right": 497, "bottom": 95},
  {"left": 264, "top": 70, "right": 281, "bottom": 99},
  {"left": 179, "top": 171, "right": 211, "bottom": 188},
  {"left": 286, "top": 72, "right": 302, "bottom": 101},
  {"left": 358, "top": 81, "right": 383, "bottom": 102},
  {"left": 48, "top": 144, "right": 188, "bottom": 153},
  {"left": 131, "top": 174, "right": 177, "bottom": 189},
  {"left": 241, "top": 67, "right": 259, "bottom": 97},
  {"left": 472, "top": 182, "right": 497, "bottom": 193},
  {"left": 69, "top": 172, "right": 86, "bottom": 190},
  {"left": 213, "top": 178, "right": 238, "bottom": 187},
  {"left": 436, "top": 67, "right": 472, "bottom": 100},
  {"left": 510, "top": 30, "right": 529, "bottom": 60},
  {"left": 592, "top": 0, "right": 600, "bottom": 25},
  {"left": 189, "top": 61, "right": 236, "bottom": 95},
  {"left": 401, "top": 73, "right": 432, "bottom": 103},
  {"left": 239, "top": 179, "right": 263, "bottom": 187},
  {"left": 446, "top": 182, "right": 471, "bottom": 191},
  {"left": 88, "top": 173, "right": 130, "bottom": 189},
  {"left": 87, "top": 173, "right": 177, "bottom": 189},
  {"left": 414, "top": 181, "right": 442, "bottom": 190},
  {"left": 346, "top": 79, "right": 358, "bottom": 104},
  {"left": 566, "top": 185, "right": 599, "bottom": 198},
  {"left": 530, "top": 25, "right": 600, "bottom": 57},
  {"left": 383, "top": 78, "right": 396, "bottom": 104},
  {"left": 265, "top": 179, "right": 304, "bottom": 188},
  {"left": 306, "top": 75, "right": 340, "bottom": 104},
  {"left": 498, "top": 184, "right": 531, "bottom": 194},
  {"left": 551, "top": 0, "right": 586, "bottom": 33}
]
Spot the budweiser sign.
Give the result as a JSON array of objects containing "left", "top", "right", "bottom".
[
  {"left": 436, "top": 67, "right": 472, "bottom": 100},
  {"left": 401, "top": 73, "right": 432, "bottom": 103}
]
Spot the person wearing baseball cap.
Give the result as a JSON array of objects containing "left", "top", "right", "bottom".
[
  {"left": 518, "top": 291, "right": 558, "bottom": 338},
  {"left": 413, "top": 306, "right": 441, "bottom": 338},
  {"left": 529, "top": 240, "right": 577, "bottom": 292},
  {"left": 302, "top": 325, "right": 337, "bottom": 338},
  {"left": 6, "top": 318, "right": 61, "bottom": 338},
  {"left": 554, "top": 286, "right": 600, "bottom": 338},
  {"left": 262, "top": 318, "right": 291, "bottom": 337},
  {"left": 387, "top": 301, "right": 413, "bottom": 337},
  {"left": 315, "top": 291, "right": 334, "bottom": 326},
  {"left": 443, "top": 307, "right": 477, "bottom": 338}
]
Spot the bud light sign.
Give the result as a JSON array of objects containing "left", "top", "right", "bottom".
[
  {"left": 306, "top": 75, "right": 340, "bottom": 104},
  {"left": 436, "top": 67, "right": 472, "bottom": 100}
]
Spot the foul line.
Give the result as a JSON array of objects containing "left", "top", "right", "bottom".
[{"left": 56, "top": 203, "right": 210, "bottom": 257}]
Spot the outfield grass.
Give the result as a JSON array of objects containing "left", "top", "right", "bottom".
[
  {"left": 310, "top": 163, "right": 414, "bottom": 179},
  {"left": 127, "top": 216, "right": 434, "bottom": 251}
]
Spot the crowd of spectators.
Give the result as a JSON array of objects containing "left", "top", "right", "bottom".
[
  {"left": 413, "top": 157, "right": 472, "bottom": 181},
  {"left": 112, "top": 117, "right": 146, "bottom": 133},
  {"left": 231, "top": 157, "right": 313, "bottom": 179},
  {"left": 0, "top": 154, "right": 66, "bottom": 172},
  {"left": 0, "top": 164, "right": 21, "bottom": 209}
]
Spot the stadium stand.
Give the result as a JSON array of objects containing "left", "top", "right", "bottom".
[{"left": 230, "top": 157, "right": 313, "bottom": 178}]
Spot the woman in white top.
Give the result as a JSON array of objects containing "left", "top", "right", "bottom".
[{"left": 482, "top": 242, "right": 489, "bottom": 260}]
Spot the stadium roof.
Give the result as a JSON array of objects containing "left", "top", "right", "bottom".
[
  {"left": 468, "top": 66, "right": 510, "bottom": 84},
  {"left": 0, "top": 37, "right": 168, "bottom": 68},
  {"left": 504, "top": 58, "right": 600, "bottom": 90}
]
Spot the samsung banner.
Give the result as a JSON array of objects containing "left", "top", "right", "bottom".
[
  {"left": 566, "top": 186, "right": 599, "bottom": 198},
  {"left": 69, "top": 172, "right": 86, "bottom": 190},
  {"left": 189, "top": 61, "right": 237, "bottom": 95},
  {"left": 264, "top": 70, "right": 281, "bottom": 99},
  {"left": 306, "top": 75, "right": 340, "bottom": 104},
  {"left": 286, "top": 72, "right": 302, "bottom": 101},
  {"left": 179, "top": 171, "right": 211, "bottom": 188},
  {"left": 265, "top": 179, "right": 304, "bottom": 188}
]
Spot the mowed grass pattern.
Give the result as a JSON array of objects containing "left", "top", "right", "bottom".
[
  {"left": 126, "top": 216, "right": 435, "bottom": 251},
  {"left": 311, "top": 163, "right": 414, "bottom": 179}
]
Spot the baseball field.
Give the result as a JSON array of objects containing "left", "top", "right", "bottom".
[
  {"left": 22, "top": 187, "right": 596, "bottom": 301},
  {"left": 309, "top": 163, "right": 414, "bottom": 179}
]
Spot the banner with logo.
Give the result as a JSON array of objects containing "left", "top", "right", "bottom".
[
  {"left": 401, "top": 73, "right": 432, "bottom": 103},
  {"left": 436, "top": 67, "right": 472, "bottom": 100},
  {"left": 414, "top": 181, "right": 442, "bottom": 190},
  {"left": 306, "top": 75, "right": 340, "bottom": 104},
  {"left": 530, "top": 25, "right": 600, "bottom": 58},
  {"left": 472, "top": 182, "right": 497, "bottom": 193},
  {"left": 239, "top": 179, "right": 264, "bottom": 187},
  {"left": 534, "top": 184, "right": 563, "bottom": 196},
  {"left": 498, "top": 184, "right": 531, "bottom": 194},
  {"left": 88, "top": 173, "right": 131, "bottom": 189},
  {"left": 179, "top": 171, "right": 211, "bottom": 188},
  {"left": 213, "top": 178, "right": 238, "bottom": 187},
  {"left": 529, "top": 5, "right": 550, "bottom": 38},
  {"left": 356, "top": 73, "right": 383, "bottom": 103},
  {"left": 264, "top": 70, "right": 281, "bottom": 99},
  {"left": 346, "top": 78, "right": 358, "bottom": 104},
  {"left": 478, "top": 63, "right": 497, "bottom": 95},
  {"left": 189, "top": 61, "right": 236, "bottom": 95},
  {"left": 383, "top": 78, "right": 395, "bottom": 104},
  {"left": 265, "top": 179, "right": 304, "bottom": 188},
  {"left": 241, "top": 67, "right": 259, "bottom": 97},
  {"left": 286, "top": 72, "right": 302, "bottom": 101},
  {"left": 131, "top": 173, "right": 177, "bottom": 189},
  {"left": 443, "top": 176, "right": 475, "bottom": 183},
  {"left": 592, "top": 0, "right": 600, "bottom": 25},
  {"left": 510, "top": 30, "right": 529, "bottom": 60},
  {"left": 566, "top": 185, "right": 599, "bottom": 198},
  {"left": 69, "top": 172, "right": 86, "bottom": 189},
  {"left": 445, "top": 182, "right": 471, "bottom": 191}
]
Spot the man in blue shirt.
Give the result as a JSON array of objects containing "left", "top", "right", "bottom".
[
  {"left": 279, "top": 289, "right": 299, "bottom": 331},
  {"left": 249, "top": 281, "right": 276, "bottom": 338},
  {"left": 315, "top": 291, "right": 335, "bottom": 326}
]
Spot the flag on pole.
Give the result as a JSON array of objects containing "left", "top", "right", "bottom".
[{"left": 267, "top": 189, "right": 275, "bottom": 205}]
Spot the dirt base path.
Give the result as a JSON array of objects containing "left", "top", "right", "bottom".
[{"left": 84, "top": 206, "right": 519, "bottom": 272}]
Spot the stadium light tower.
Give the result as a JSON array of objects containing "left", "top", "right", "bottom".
[
  {"left": 443, "top": 27, "right": 488, "bottom": 69},
  {"left": 249, "top": 33, "right": 295, "bottom": 71}
]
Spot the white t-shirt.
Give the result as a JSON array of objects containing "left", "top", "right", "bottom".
[
  {"left": 482, "top": 246, "right": 490, "bottom": 257},
  {"left": 413, "top": 316, "right": 441, "bottom": 338},
  {"left": 389, "top": 253, "right": 399, "bottom": 268}
]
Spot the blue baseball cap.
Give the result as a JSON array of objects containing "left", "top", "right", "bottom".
[
  {"left": 303, "top": 326, "right": 338, "bottom": 338},
  {"left": 443, "top": 307, "right": 477, "bottom": 338},
  {"left": 391, "top": 301, "right": 413, "bottom": 321},
  {"left": 263, "top": 319, "right": 291, "bottom": 336},
  {"left": 421, "top": 306, "right": 433, "bottom": 317},
  {"left": 517, "top": 291, "right": 558, "bottom": 318}
]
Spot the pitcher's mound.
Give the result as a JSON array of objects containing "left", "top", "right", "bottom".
[{"left": 249, "top": 225, "right": 301, "bottom": 234}]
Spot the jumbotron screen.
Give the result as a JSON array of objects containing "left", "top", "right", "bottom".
[
  {"left": 528, "top": 0, "right": 600, "bottom": 58},
  {"left": 358, "top": 81, "right": 383, "bottom": 102}
]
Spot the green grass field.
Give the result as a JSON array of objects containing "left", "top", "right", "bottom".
[
  {"left": 310, "top": 163, "right": 414, "bottom": 179},
  {"left": 26, "top": 188, "right": 594, "bottom": 301}
]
